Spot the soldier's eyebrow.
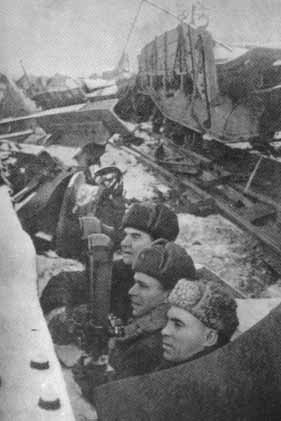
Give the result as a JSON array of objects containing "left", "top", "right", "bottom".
[
  {"left": 170, "top": 317, "right": 185, "bottom": 327},
  {"left": 131, "top": 232, "right": 141, "bottom": 238},
  {"left": 134, "top": 279, "right": 149, "bottom": 288}
]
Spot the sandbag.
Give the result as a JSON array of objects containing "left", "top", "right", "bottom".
[{"left": 94, "top": 303, "right": 281, "bottom": 420}]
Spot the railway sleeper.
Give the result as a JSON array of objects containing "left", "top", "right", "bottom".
[{"left": 182, "top": 196, "right": 216, "bottom": 217}]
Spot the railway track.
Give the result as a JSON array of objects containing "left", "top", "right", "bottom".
[{"left": 110, "top": 134, "right": 281, "bottom": 277}]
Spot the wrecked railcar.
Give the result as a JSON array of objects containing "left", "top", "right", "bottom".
[
  {"left": 120, "top": 22, "right": 281, "bottom": 145},
  {"left": 17, "top": 72, "right": 121, "bottom": 110},
  {"left": 17, "top": 73, "right": 87, "bottom": 110}
]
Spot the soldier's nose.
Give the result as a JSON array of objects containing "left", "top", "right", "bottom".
[
  {"left": 161, "top": 324, "right": 169, "bottom": 336},
  {"left": 129, "top": 284, "right": 137, "bottom": 296},
  {"left": 121, "top": 235, "right": 131, "bottom": 247}
]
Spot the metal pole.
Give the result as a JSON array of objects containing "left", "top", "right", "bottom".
[{"left": 244, "top": 155, "right": 263, "bottom": 194}]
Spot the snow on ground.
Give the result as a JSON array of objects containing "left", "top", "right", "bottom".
[
  {"left": 101, "top": 144, "right": 171, "bottom": 201},
  {"left": 176, "top": 213, "right": 272, "bottom": 296},
  {"left": 47, "top": 145, "right": 79, "bottom": 166},
  {"left": 37, "top": 254, "right": 83, "bottom": 297}
]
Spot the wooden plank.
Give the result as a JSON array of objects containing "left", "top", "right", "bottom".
[
  {"left": 216, "top": 185, "right": 256, "bottom": 207},
  {"left": 0, "top": 129, "right": 33, "bottom": 140},
  {"left": 242, "top": 203, "right": 276, "bottom": 224},
  {"left": 216, "top": 199, "right": 281, "bottom": 256},
  {"left": 235, "top": 184, "right": 281, "bottom": 214}
]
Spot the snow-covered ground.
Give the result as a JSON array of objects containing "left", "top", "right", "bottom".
[
  {"left": 176, "top": 213, "right": 272, "bottom": 296},
  {"left": 101, "top": 145, "right": 171, "bottom": 201}
]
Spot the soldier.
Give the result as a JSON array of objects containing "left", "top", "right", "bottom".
[
  {"left": 73, "top": 240, "right": 196, "bottom": 400},
  {"left": 109, "top": 240, "right": 196, "bottom": 379},
  {"left": 40, "top": 201, "right": 191, "bottom": 324},
  {"left": 160, "top": 279, "right": 239, "bottom": 368},
  {"left": 93, "top": 286, "right": 281, "bottom": 421},
  {"left": 110, "top": 201, "right": 189, "bottom": 322}
]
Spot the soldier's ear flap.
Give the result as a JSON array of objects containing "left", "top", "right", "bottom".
[{"left": 204, "top": 328, "right": 218, "bottom": 348}]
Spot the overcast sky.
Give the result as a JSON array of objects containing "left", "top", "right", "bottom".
[{"left": 1, "top": 0, "right": 281, "bottom": 79}]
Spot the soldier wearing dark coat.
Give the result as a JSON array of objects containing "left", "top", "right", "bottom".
[
  {"left": 109, "top": 239, "right": 196, "bottom": 379},
  {"left": 94, "top": 304, "right": 281, "bottom": 421},
  {"left": 159, "top": 278, "right": 239, "bottom": 369},
  {"left": 110, "top": 201, "right": 192, "bottom": 322},
  {"left": 40, "top": 201, "right": 191, "bottom": 323},
  {"left": 93, "top": 280, "right": 240, "bottom": 421},
  {"left": 73, "top": 240, "right": 196, "bottom": 401}
]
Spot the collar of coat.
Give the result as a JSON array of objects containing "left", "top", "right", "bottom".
[
  {"left": 156, "top": 343, "right": 222, "bottom": 371},
  {"left": 116, "top": 302, "right": 169, "bottom": 344}
]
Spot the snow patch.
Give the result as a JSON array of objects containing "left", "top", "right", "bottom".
[{"left": 102, "top": 145, "right": 171, "bottom": 200}]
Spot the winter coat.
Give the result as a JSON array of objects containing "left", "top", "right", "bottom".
[
  {"left": 73, "top": 302, "right": 169, "bottom": 404},
  {"left": 155, "top": 345, "right": 220, "bottom": 372},
  {"left": 94, "top": 303, "right": 281, "bottom": 421},
  {"left": 109, "top": 302, "right": 169, "bottom": 380}
]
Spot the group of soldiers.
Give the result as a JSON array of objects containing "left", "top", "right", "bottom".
[
  {"left": 2, "top": 174, "right": 281, "bottom": 420},
  {"left": 40, "top": 201, "right": 239, "bottom": 404}
]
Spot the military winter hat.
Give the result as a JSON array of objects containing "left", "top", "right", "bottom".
[
  {"left": 133, "top": 240, "right": 196, "bottom": 290},
  {"left": 168, "top": 279, "right": 239, "bottom": 340},
  {"left": 122, "top": 202, "right": 179, "bottom": 241}
]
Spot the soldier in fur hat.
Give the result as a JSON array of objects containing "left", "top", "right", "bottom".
[
  {"left": 74, "top": 239, "right": 196, "bottom": 399},
  {"left": 109, "top": 240, "right": 196, "bottom": 379},
  {"left": 161, "top": 279, "right": 239, "bottom": 368},
  {"left": 41, "top": 201, "right": 190, "bottom": 324},
  {"left": 111, "top": 201, "right": 188, "bottom": 322}
]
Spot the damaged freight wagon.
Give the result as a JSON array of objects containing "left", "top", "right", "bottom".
[{"left": 119, "top": 21, "right": 281, "bottom": 144}]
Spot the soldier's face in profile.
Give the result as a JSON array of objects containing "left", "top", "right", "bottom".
[
  {"left": 162, "top": 306, "right": 217, "bottom": 362},
  {"left": 121, "top": 227, "right": 152, "bottom": 265},
  {"left": 129, "top": 272, "right": 168, "bottom": 318}
]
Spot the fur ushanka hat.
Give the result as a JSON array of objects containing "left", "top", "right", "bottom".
[
  {"left": 168, "top": 279, "right": 239, "bottom": 340},
  {"left": 133, "top": 240, "right": 196, "bottom": 290},
  {"left": 122, "top": 202, "right": 179, "bottom": 241}
]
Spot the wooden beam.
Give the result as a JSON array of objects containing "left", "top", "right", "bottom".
[{"left": 0, "top": 130, "right": 33, "bottom": 140}]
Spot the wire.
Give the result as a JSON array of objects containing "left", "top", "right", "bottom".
[
  {"left": 120, "top": 0, "right": 145, "bottom": 61},
  {"left": 142, "top": 0, "right": 182, "bottom": 22},
  {"left": 120, "top": 0, "right": 182, "bottom": 62}
]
